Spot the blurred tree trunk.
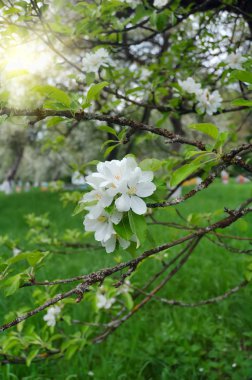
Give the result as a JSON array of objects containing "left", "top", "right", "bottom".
[{"left": 6, "top": 146, "right": 24, "bottom": 181}]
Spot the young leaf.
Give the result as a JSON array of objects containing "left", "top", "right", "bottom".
[
  {"left": 128, "top": 211, "right": 147, "bottom": 248},
  {"left": 33, "top": 85, "right": 71, "bottom": 107},
  {"left": 139, "top": 158, "right": 163, "bottom": 171},
  {"left": 98, "top": 125, "right": 117, "bottom": 137},
  {"left": 189, "top": 123, "right": 219, "bottom": 140},
  {"left": 86, "top": 81, "right": 108, "bottom": 103},
  {"left": 231, "top": 99, "right": 252, "bottom": 107},
  {"left": 170, "top": 162, "right": 201, "bottom": 187},
  {"left": 26, "top": 349, "right": 40, "bottom": 367},
  {"left": 104, "top": 143, "right": 119, "bottom": 158},
  {"left": 113, "top": 216, "right": 132, "bottom": 240},
  {"left": 230, "top": 70, "right": 252, "bottom": 84}
]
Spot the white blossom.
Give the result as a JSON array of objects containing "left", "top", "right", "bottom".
[
  {"left": 12, "top": 247, "right": 21, "bottom": 257},
  {"left": 82, "top": 48, "right": 113, "bottom": 74},
  {"left": 154, "top": 0, "right": 169, "bottom": 8},
  {"left": 117, "top": 280, "right": 132, "bottom": 294},
  {"left": 101, "top": 234, "right": 130, "bottom": 253},
  {"left": 84, "top": 210, "right": 122, "bottom": 242},
  {"left": 115, "top": 167, "right": 156, "bottom": 215},
  {"left": 178, "top": 77, "right": 201, "bottom": 95},
  {"left": 117, "top": 0, "right": 141, "bottom": 7},
  {"left": 43, "top": 305, "right": 61, "bottom": 327},
  {"left": 83, "top": 157, "right": 156, "bottom": 252},
  {"left": 226, "top": 53, "right": 246, "bottom": 70},
  {"left": 81, "top": 188, "right": 113, "bottom": 218},
  {"left": 196, "top": 89, "right": 222, "bottom": 115},
  {"left": 86, "top": 157, "right": 138, "bottom": 197},
  {"left": 96, "top": 294, "right": 115, "bottom": 309},
  {"left": 140, "top": 68, "right": 151, "bottom": 81}
]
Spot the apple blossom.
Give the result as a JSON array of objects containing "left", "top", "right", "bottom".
[
  {"left": 81, "top": 188, "right": 113, "bottom": 218},
  {"left": 96, "top": 294, "right": 115, "bottom": 309},
  {"left": 226, "top": 53, "right": 246, "bottom": 70},
  {"left": 196, "top": 89, "right": 222, "bottom": 115},
  {"left": 178, "top": 77, "right": 201, "bottom": 95},
  {"left": 82, "top": 157, "right": 156, "bottom": 252},
  {"left": 84, "top": 210, "right": 122, "bottom": 242},
  {"left": 101, "top": 234, "right": 130, "bottom": 253},
  {"left": 43, "top": 305, "right": 61, "bottom": 327},
  {"left": 154, "top": 0, "right": 169, "bottom": 8},
  {"left": 115, "top": 167, "right": 156, "bottom": 215},
  {"left": 117, "top": 280, "right": 132, "bottom": 295},
  {"left": 82, "top": 48, "right": 113, "bottom": 74}
]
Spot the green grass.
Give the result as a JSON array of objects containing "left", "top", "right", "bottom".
[{"left": 0, "top": 183, "right": 252, "bottom": 380}]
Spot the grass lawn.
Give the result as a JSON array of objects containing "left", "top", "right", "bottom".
[{"left": 0, "top": 182, "right": 252, "bottom": 380}]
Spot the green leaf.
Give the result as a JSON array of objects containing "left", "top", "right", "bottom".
[
  {"left": 113, "top": 216, "right": 132, "bottom": 240},
  {"left": 230, "top": 70, "right": 252, "bottom": 84},
  {"left": 26, "top": 251, "right": 48, "bottom": 267},
  {"left": 43, "top": 100, "right": 70, "bottom": 110},
  {"left": 104, "top": 143, "right": 119, "bottom": 158},
  {"left": 139, "top": 158, "right": 163, "bottom": 171},
  {"left": 245, "top": 271, "right": 252, "bottom": 282},
  {"left": 214, "top": 131, "right": 229, "bottom": 150},
  {"left": 170, "top": 162, "right": 201, "bottom": 187},
  {"left": 231, "top": 99, "right": 252, "bottom": 107},
  {"left": 122, "top": 293, "right": 134, "bottom": 310},
  {"left": 26, "top": 349, "right": 39, "bottom": 367},
  {"left": 98, "top": 125, "right": 117, "bottom": 136},
  {"left": 155, "top": 12, "right": 169, "bottom": 31},
  {"left": 34, "top": 85, "right": 71, "bottom": 107},
  {"left": 86, "top": 81, "right": 108, "bottom": 103},
  {"left": 189, "top": 123, "right": 219, "bottom": 140},
  {"left": 72, "top": 200, "right": 96, "bottom": 216},
  {"left": 65, "top": 344, "right": 79, "bottom": 360},
  {"left": 128, "top": 211, "right": 147, "bottom": 248},
  {"left": 7, "top": 251, "right": 48, "bottom": 267},
  {"left": 47, "top": 116, "right": 65, "bottom": 127},
  {"left": 3, "top": 274, "right": 21, "bottom": 296}
]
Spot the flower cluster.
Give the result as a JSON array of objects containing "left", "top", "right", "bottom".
[
  {"left": 118, "top": 0, "right": 141, "bottom": 7},
  {"left": 43, "top": 305, "right": 61, "bottom": 327},
  {"left": 96, "top": 280, "right": 132, "bottom": 310},
  {"left": 196, "top": 89, "right": 222, "bottom": 116},
  {"left": 82, "top": 48, "right": 113, "bottom": 74},
  {"left": 226, "top": 52, "right": 246, "bottom": 70},
  {"left": 154, "top": 0, "right": 168, "bottom": 8},
  {"left": 82, "top": 157, "right": 156, "bottom": 253},
  {"left": 96, "top": 293, "right": 115, "bottom": 310},
  {"left": 178, "top": 77, "right": 222, "bottom": 115}
]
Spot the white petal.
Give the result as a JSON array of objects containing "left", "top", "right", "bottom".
[
  {"left": 125, "top": 157, "right": 137, "bottom": 170},
  {"left": 94, "top": 223, "right": 109, "bottom": 241},
  {"left": 135, "top": 182, "right": 156, "bottom": 197},
  {"left": 128, "top": 168, "right": 141, "bottom": 187},
  {"left": 118, "top": 237, "right": 130, "bottom": 249},
  {"left": 100, "top": 193, "right": 113, "bottom": 207},
  {"left": 87, "top": 204, "right": 104, "bottom": 218},
  {"left": 115, "top": 194, "right": 131, "bottom": 212},
  {"left": 85, "top": 173, "right": 104, "bottom": 189},
  {"left": 110, "top": 211, "right": 123, "bottom": 225},
  {"left": 130, "top": 196, "right": 147, "bottom": 215},
  {"left": 103, "top": 235, "right": 116, "bottom": 253},
  {"left": 82, "top": 191, "right": 95, "bottom": 202},
  {"left": 139, "top": 171, "right": 153, "bottom": 182}
]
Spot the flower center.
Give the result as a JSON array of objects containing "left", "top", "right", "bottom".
[
  {"left": 95, "top": 193, "right": 102, "bottom": 200},
  {"left": 98, "top": 215, "right": 107, "bottom": 223},
  {"left": 127, "top": 186, "right": 136, "bottom": 195},
  {"left": 114, "top": 175, "right": 121, "bottom": 180}
]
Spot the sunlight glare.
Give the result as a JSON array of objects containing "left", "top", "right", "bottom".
[{"left": 3, "top": 40, "right": 53, "bottom": 75}]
